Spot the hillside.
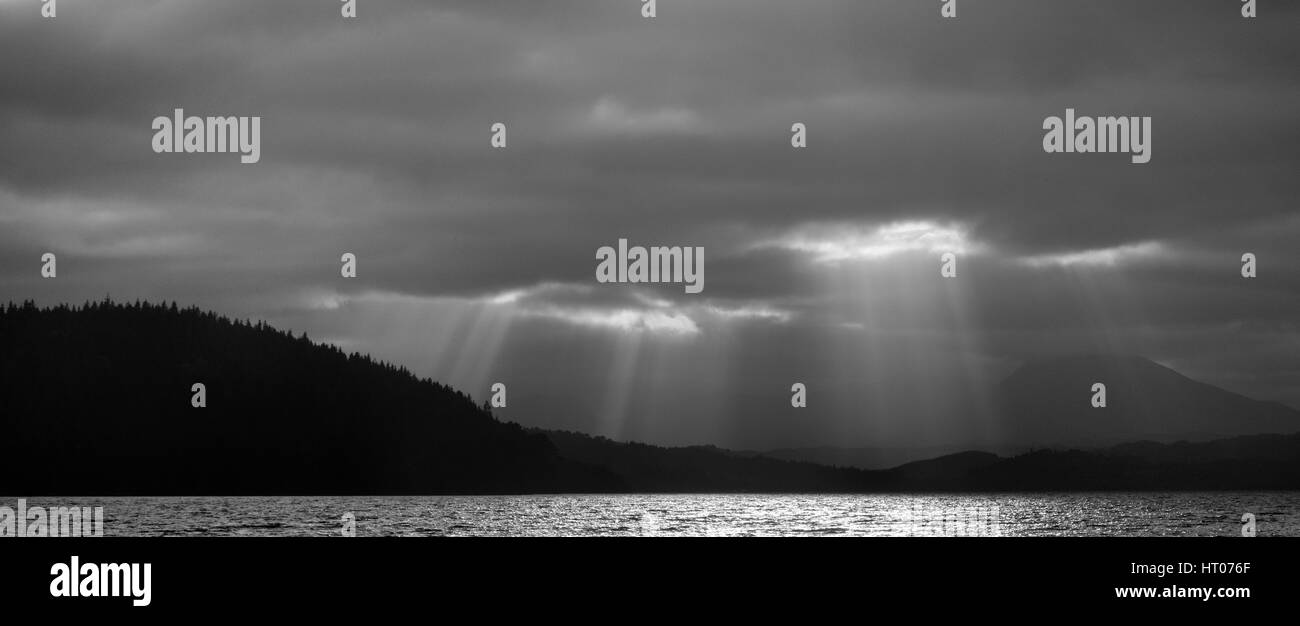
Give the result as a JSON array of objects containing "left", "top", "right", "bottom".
[
  {"left": 0, "top": 299, "right": 618, "bottom": 494},
  {"left": 963, "top": 434, "right": 1300, "bottom": 491},
  {"left": 0, "top": 300, "right": 888, "bottom": 495}
]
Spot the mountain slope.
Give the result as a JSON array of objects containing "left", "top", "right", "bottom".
[
  {"left": 993, "top": 355, "right": 1299, "bottom": 446},
  {"left": 0, "top": 300, "right": 619, "bottom": 495},
  {"left": 0, "top": 300, "right": 891, "bottom": 495}
]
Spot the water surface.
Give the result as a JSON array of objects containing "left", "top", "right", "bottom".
[{"left": 9, "top": 492, "right": 1298, "bottom": 537}]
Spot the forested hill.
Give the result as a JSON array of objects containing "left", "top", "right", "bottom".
[
  {"left": 0, "top": 300, "right": 884, "bottom": 495},
  {"left": 0, "top": 299, "right": 620, "bottom": 494}
]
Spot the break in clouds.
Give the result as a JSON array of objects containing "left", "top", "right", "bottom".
[{"left": 1, "top": 0, "right": 1297, "bottom": 449}]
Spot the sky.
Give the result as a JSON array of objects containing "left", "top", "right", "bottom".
[{"left": 1, "top": 0, "right": 1297, "bottom": 449}]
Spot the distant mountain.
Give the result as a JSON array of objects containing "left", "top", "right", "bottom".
[
  {"left": 4, "top": 301, "right": 1299, "bottom": 495},
  {"left": 749, "top": 444, "right": 1029, "bottom": 471},
  {"left": 762, "top": 355, "right": 1300, "bottom": 468},
  {"left": 992, "top": 355, "right": 1300, "bottom": 446}
]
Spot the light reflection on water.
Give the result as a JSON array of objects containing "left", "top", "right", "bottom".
[{"left": 9, "top": 492, "right": 1299, "bottom": 537}]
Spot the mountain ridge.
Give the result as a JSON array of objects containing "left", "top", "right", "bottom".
[{"left": 3, "top": 300, "right": 1298, "bottom": 494}]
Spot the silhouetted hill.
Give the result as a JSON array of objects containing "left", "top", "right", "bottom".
[
  {"left": 748, "top": 444, "right": 1029, "bottom": 470},
  {"left": 993, "top": 355, "right": 1299, "bottom": 446},
  {"left": 0, "top": 300, "right": 894, "bottom": 495},
  {"left": 543, "top": 430, "right": 885, "bottom": 492},
  {"left": 890, "top": 451, "right": 1001, "bottom": 485},
  {"left": 963, "top": 434, "right": 1300, "bottom": 491},
  {"left": 0, "top": 299, "right": 620, "bottom": 495}
]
